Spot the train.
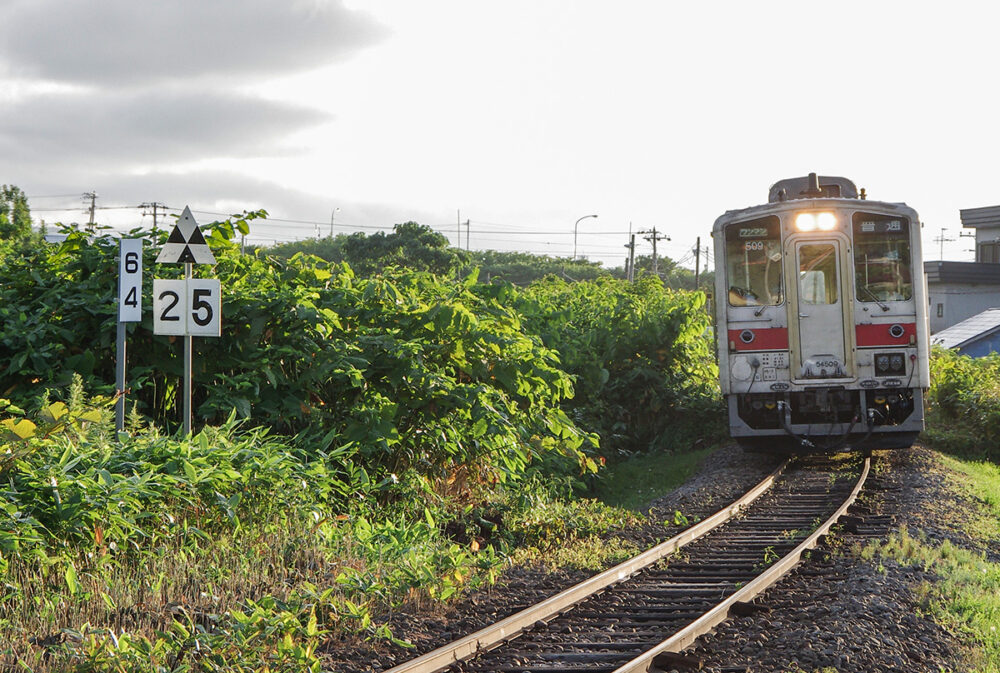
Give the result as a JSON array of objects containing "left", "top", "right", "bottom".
[{"left": 712, "top": 174, "right": 929, "bottom": 452}]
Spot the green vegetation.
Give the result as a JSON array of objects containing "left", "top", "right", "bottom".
[
  {"left": 264, "top": 222, "right": 468, "bottom": 277},
  {"left": 519, "top": 276, "right": 724, "bottom": 457},
  {"left": 924, "top": 347, "right": 1000, "bottom": 461},
  {"left": 0, "top": 184, "right": 32, "bottom": 240},
  {"left": 589, "top": 444, "right": 715, "bottom": 511},
  {"left": 0, "top": 186, "right": 725, "bottom": 670},
  {"left": 464, "top": 249, "right": 614, "bottom": 285},
  {"left": 0, "top": 387, "right": 643, "bottom": 671},
  {"left": 861, "top": 524, "right": 1000, "bottom": 672}
]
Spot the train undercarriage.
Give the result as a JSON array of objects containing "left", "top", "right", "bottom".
[{"left": 728, "top": 387, "right": 922, "bottom": 453}]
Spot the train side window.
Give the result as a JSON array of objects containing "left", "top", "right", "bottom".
[
  {"left": 725, "top": 216, "right": 783, "bottom": 307},
  {"left": 853, "top": 213, "right": 913, "bottom": 302}
]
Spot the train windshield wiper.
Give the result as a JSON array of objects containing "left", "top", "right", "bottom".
[{"left": 859, "top": 284, "right": 890, "bottom": 312}]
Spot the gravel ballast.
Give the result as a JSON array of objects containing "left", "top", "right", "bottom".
[{"left": 324, "top": 443, "right": 982, "bottom": 673}]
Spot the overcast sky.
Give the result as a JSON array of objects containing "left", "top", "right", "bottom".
[{"left": 2, "top": 0, "right": 999, "bottom": 268}]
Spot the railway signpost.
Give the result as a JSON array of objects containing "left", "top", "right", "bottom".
[
  {"left": 115, "top": 238, "right": 143, "bottom": 432},
  {"left": 154, "top": 206, "right": 219, "bottom": 435}
]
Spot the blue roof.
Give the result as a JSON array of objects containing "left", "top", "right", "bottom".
[{"left": 932, "top": 308, "right": 1000, "bottom": 349}]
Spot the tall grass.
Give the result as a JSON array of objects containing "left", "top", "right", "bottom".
[{"left": 923, "top": 347, "right": 1000, "bottom": 461}]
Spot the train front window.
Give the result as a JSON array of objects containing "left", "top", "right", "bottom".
[
  {"left": 725, "top": 216, "right": 783, "bottom": 306},
  {"left": 799, "top": 244, "right": 838, "bottom": 304},
  {"left": 853, "top": 213, "right": 912, "bottom": 302}
]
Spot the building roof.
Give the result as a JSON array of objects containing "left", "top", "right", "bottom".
[
  {"left": 960, "top": 205, "right": 1000, "bottom": 230},
  {"left": 932, "top": 308, "right": 1000, "bottom": 349},
  {"left": 924, "top": 260, "right": 1000, "bottom": 285}
]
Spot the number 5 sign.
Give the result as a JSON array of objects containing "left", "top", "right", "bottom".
[{"left": 153, "top": 279, "right": 222, "bottom": 336}]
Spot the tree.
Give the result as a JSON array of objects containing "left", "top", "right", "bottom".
[
  {"left": 465, "top": 250, "right": 614, "bottom": 285},
  {"left": 629, "top": 254, "right": 715, "bottom": 291},
  {"left": 265, "top": 222, "right": 468, "bottom": 277},
  {"left": 0, "top": 185, "right": 32, "bottom": 240}
]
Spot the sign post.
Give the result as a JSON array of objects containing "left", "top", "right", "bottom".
[
  {"left": 116, "top": 238, "right": 143, "bottom": 431},
  {"left": 154, "top": 207, "right": 218, "bottom": 435}
]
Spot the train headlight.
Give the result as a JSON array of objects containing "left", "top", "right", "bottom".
[
  {"left": 795, "top": 212, "right": 836, "bottom": 232},
  {"left": 795, "top": 213, "right": 817, "bottom": 231},
  {"left": 817, "top": 212, "right": 837, "bottom": 230},
  {"left": 876, "top": 355, "right": 890, "bottom": 371}
]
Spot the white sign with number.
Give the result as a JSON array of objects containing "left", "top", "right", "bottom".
[
  {"left": 186, "top": 279, "right": 221, "bottom": 336},
  {"left": 153, "top": 279, "right": 222, "bottom": 337},
  {"left": 118, "top": 238, "right": 143, "bottom": 322},
  {"left": 153, "top": 279, "right": 187, "bottom": 335}
]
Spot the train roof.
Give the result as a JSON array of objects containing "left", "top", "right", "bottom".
[
  {"left": 768, "top": 174, "right": 858, "bottom": 202},
  {"left": 712, "top": 174, "right": 916, "bottom": 235}
]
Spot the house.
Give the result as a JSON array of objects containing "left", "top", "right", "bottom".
[
  {"left": 924, "top": 261, "right": 1000, "bottom": 334},
  {"left": 931, "top": 308, "right": 1000, "bottom": 357},
  {"left": 924, "top": 205, "right": 1000, "bottom": 334}
]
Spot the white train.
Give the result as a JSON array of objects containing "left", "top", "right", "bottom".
[{"left": 713, "top": 174, "right": 929, "bottom": 452}]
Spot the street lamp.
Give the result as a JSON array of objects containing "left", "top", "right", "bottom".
[
  {"left": 574, "top": 214, "right": 598, "bottom": 260},
  {"left": 329, "top": 207, "right": 341, "bottom": 237}
]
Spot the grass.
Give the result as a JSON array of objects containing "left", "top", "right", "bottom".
[
  {"left": 860, "top": 453, "right": 1000, "bottom": 673},
  {"left": 589, "top": 445, "right": 716, "bottom": 511}
]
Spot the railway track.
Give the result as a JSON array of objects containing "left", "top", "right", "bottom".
[{"left": 384, "top": 453, "right": 871, "bottom": 673}]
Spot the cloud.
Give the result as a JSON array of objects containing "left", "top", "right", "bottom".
[
  {"left": 23, "top": 168, "right": 448, "bottom": 245},
  {"left": 0, "top": 0, "right": 386, "bottom": 86},
  {"left": 0, "top": 87, "right": 329, "bottom": 165}
]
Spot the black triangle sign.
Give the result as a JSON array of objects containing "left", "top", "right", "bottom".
[
  {"left": 187, "top": 227, "right": 207, "bottom": 246},
  {"left": 177, "top": 247, "right": 197, "bottom": 264},
  {"left": 167, "top": 227, "right": 187, "bottom": 244}
]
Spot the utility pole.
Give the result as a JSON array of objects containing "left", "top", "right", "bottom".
[
  {"left": 639, "top": 228, "right": 670, "bottom": 278},
  {"left": 140, "top": 202, "right": 166, "bottom": 234},
  {"left": 933, "top": 228, "right": 954, "bottom": 260},
  {"left": 329, "top": 207, "right": 340, "bottom": 237},
  {"left": 465, "top": 219, "right": 471, "bottom": 251},
  {"left": 83, "top": 191, "right": 98, "bottom": 230},
  {"left": 694, "top": 236, "right": 701, "bottom": 291},
  {"left": 624, "top": 233, "right": 636, "bottom": 282}
]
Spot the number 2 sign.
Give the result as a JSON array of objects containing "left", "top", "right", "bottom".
[{"left": 153, "top": 279, "right": 222, "bottom": 336}]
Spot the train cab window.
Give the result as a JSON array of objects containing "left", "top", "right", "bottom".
[
  {"left": 853, "top": 213, "right": 912, "bottom": 302},
  {"left": 725, "top": 216, "right": 783, "bottom": 306},
  {"left": 799, "top": 244, "right": 838, "bottom": 304}
]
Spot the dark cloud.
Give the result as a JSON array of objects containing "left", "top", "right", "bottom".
[
  {"left": 22, "top": 169, "right": 446, "bottom": 245},
  {"left": 0, "top": 88, "right": 329, "bottom": 165},
  {"left": 0, "top": 0, "right": 385, "bottom": 86}
]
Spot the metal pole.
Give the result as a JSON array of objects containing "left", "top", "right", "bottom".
[
  {"left": 183, "top": 262, "right": 193, "bottom": 435},
  {"left": 574, "top": 214, "right": 597, "bottom": 260},
  {"left": 115, "top": 313, "right": 126, "bottom": 432},
  {"left": 694, "top": 236, "right": 701, "bottom": 291}
]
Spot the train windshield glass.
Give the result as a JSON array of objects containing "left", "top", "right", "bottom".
[
  {"left": 853, "top": 213, "right": 912, "bottom": 302},
  {"left": 725, "top": 216, "right": 783, "bottom": 306}
]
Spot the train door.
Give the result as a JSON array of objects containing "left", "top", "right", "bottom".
[{"left": 787, "top": 236, "right": 853, "bottom": 380}]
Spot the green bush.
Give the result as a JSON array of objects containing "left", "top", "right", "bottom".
[
  {"left": 925, "top": 347, "right": 1000, "bottom": 460},
  {"left": 0, "top": 220, "right": 594, "bottom": 489},
  {"left": 516, "top": 275, "right": 723, "bottom": 456}
]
